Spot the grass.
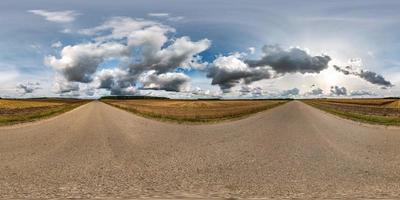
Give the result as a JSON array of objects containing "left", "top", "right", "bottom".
[
  {"left": 304, "top": 99, "right": 400, "bottom": 126},
  {"left": 102, "top": 99, "right": 288, "bottom": 123},
  {"left": 0, "top": 99, "right": 90, "bottom": 126}
]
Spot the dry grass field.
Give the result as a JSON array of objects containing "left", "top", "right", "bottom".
[
  {"left": 304, "top": 98, "right": 400, "bottom": 126},
  {"left": 102, "top": 99, "right": 288, "bottom": 123},
  {"left": 0, "top": 98, "right": 89, "bottom": 125}
]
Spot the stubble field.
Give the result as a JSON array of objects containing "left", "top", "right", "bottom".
[
  {"left": 102, "top": 99, "right": 288, "bottom": 123},
  {"left": 0, "top": 98, "right": 89, "bottom": 125},
  {"left": 304, "top": 98, "right": 400, "bottom": 126}
]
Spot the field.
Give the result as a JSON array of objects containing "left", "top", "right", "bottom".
[
  {"left": 0, "top": 98, "right": 89, "bottom": 125},
  {"left": 102, "top": 99, "right": 288, "bottom": 123},
  {"left": 304, "top": 98, "right": 400, "bottom": 126}
]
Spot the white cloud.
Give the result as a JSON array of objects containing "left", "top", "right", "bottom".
[
  {"left": 28, "top": 10, "right": 80, "bottom": 23},
  {"left": 45, "top": 42, "right": 129, "bottom": 83},
  {"left": 148, "top": 13, "right": 170, "bottom": 17},
  {"left": 51, "top": 41, "right": 62, "bottom": 48},
  {"left": 46, "top": 17, "right": 210, "bottom": 96}
]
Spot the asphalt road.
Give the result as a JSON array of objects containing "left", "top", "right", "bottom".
[{"left": 1, "top": 101, "right": 400, "bottom": 199}]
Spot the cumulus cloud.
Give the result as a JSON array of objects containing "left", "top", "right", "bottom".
[
  {"left": 330, "top": 85, "right": 347, "bottom": 96},
  {"left": 28, "top": 10, "right": 80, "bottom": 23},
  {"left": 281, "top": 88, "right": 300, "bottom": 97},
  {"left": 140, "top": 71, "right": 190, "bottom": 92},
  {"left": 45, "top": 17, "right": 210, "bottom": 96},
  {"left": 207, "top": 55, "right": 271, "bottom": 92},
  {"left": 45, "top": 42, "right": 129, "bottom": 83},
  {"left": 333, "top": 65, "right": 393, "bottom": 87},
  {"left": 207, "top": 45, "right": 331, "bottom": 93},
  {"left": 16, "top": 82, "right": 40, "bottom": 94},
  {"left": 246, "top": 45, "right": 331, "bottom": 74}
]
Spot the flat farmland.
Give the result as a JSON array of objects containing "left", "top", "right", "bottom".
[
  {"left": 304, "top": 98, "right": 400, "bottom": 126},
  {"left": 0, "top": 98, "right": 89, "bottom": 125},
  {"left": 102, "top": 99, "right": 288, "bottom": 123}
]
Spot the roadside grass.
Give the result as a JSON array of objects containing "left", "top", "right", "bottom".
[
  {"left": 0, "top": 99, "right": 89, "bottom": 126},
  {"left": 102, "top": 99, "right": 288, "bottom": 124},
  {"left": 304, "top": 100, "right": 400, "bottom": 126}
]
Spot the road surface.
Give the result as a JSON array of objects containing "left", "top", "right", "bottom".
[{"left": 1, "top": 101, "right": 400, "bottom": 199}]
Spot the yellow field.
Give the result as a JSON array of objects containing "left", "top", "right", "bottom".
[
  {"left": 103, "top": 99, "right": 287, "bottom": 123},
  {"left": 0, "top": 99, "right": 89, "bottom": 125},
  {"left": 0, "top": 99, "right": 63, "bottom": 109}
]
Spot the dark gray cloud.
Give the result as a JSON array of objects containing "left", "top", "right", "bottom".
[
  {"left": 281, "top": 88, "right": 300, "bottom": 96},
  {"left": 246, "top": 45, "right": 331, "bottom": 74},
  {"left": 330, "top": 85, "right": 347, "bottom": 96},
  {"left": 333, "top": 65, "right": 393, "bottom": 87},
  {"left": 16, "top": 82, "right": 40, "bottom": 94}
]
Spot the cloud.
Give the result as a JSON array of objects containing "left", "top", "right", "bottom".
[
  {"left": 51, "top": 41, "right": 62, "bottom": 48},
  {"left": 46, "top": 17, "right": 210, "bottom": 96},
  {"left": 28, "top": 10, "right": 80, "bottom": 23},
  {"left": 330, "top": 85, "right": 347, "bottom": 96},
  {"left": 140, "top": 71, "right": 190, "bottom": 92},
  {"left": 333, "top": 65, "right": 393, "bottom": 87},
  {"left": 349, "top": 90, "right": 376, "bottom": 96},
  {"left": 147, "top": 13, "right": 185, "bottom": 22},
  {"left": 16, "top": 82, "right": 40, "bottom": 94},
  {"left": 239, "top": 85, "right": 263, "bottom": 97},
  {"left": 53, "top": 81, "right": 79, "bottom": 94},
  {"left": 305, "top": 87, "right": 324, "bottom": 96},
  {"left": 246, "top": 45, "right": 331, "bottom": 74},
  {"left": 207, "top": 55, "right": 271, "bottom": 93},
  {"left": 281, "top": 88, "right": 300, "bottom": 97},
  {"left": 45, "top": 42, "right": 129, "bottom": 83},
  {"left": 208, "top": 45, "right": 331, "bottom": 93},
  {"left": 248, "top": 47, "right": 256, "bottom": 54},
  {"left": 148, "top": 13, "right": 170, "bottom": 17}
]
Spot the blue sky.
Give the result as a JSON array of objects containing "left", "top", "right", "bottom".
[{"left": 1, "top": 0, "right": 399, "bottom": 98}]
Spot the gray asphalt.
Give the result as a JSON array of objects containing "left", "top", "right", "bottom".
[{"left": 0, "top": 101, "right": 400, "bottom": 199}]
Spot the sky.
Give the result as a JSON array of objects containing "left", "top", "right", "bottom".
[{"left": 1, "top": 0, "right": 400, "bottom": 99}]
